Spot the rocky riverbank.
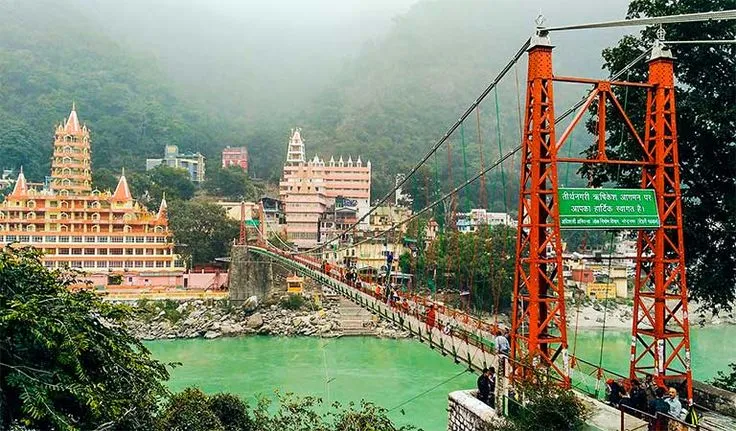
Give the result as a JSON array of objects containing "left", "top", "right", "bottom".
[
  {"left": 567, "top": 298, "right": 736, "bottom": 329},
  {"left": 124, "top": 297, "right": 410, "bottom": 340}
]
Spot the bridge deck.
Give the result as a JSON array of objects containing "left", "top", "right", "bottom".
[{"left": 244, "top": 245, "right": 653, "bottom": 430}]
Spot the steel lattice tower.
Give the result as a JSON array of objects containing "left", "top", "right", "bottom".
[
  {"left": 630, "top": 43, "right": 693, "bottom": 403},
  {"left": 510, "top": 31, "right": 569, "bottom": 385}
]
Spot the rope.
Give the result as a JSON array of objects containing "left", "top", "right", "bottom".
[
  {"left": 388, "top": 369, "right": 470, "bottom": 412},
  {"left": 475, "top": 107, "right": 488, "bottom": 210},
  {"left": 461, "top": 122, "right": 470, "bottom": 212},
  {"left": 493, "top": 87, "right": 508, "bottom": 213}
]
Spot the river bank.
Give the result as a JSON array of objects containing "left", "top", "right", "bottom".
[
  {"left": 567, "top": 299, "right": 736, "bottom": 329},
  {"left": 124, "top": 297, "right": 410, "bottom": 340}
]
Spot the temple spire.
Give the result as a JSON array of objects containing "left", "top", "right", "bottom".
[
  {"left": 157, "top": 192, "right": 168, "bottom": 219},
  {"left": 9, "top": 167, "right": 27, "bottom": 198},
  {"left": 64, "top": 103, "right": 81, "bottom": 133},
  {"left": 111, "top": 168, "right": 132, "bottom": 202}
]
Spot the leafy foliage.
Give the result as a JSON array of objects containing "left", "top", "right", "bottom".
[
  {"left": 158, "top": 388, "right": 226, "bottom": 431},
  {"left": 0, "top": 246, "right": 170, "bottom": 430},
  {"left": 129, "top": 166, "right": 196, "bottom": 209},
  {"left": 401, "top": 223, "right": 516, "bottom": 312},
  {"left": 586, "top": 0, "right": 736, "bottom": 308},
  {"left": 204, "top": 166, "right": 262, "bottom": 201},
  {"left": 488, "top": 375, "right": 590, "bottom": 431},
  {"left": 168, "top": 199, "right": 240, "bottom": 265},
  {"left": 710, "top": 363, "right": 736, "bottom": 393},
  {"left": 279, "top": 294, "right": 307, "bottom": 311}
]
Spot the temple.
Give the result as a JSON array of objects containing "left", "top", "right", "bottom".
[
  {"left": 0, "top": 105, "right": 185, "bottom": 286},
  {"left": 279, "top": 128, "right": 371, "bottom": 248}
]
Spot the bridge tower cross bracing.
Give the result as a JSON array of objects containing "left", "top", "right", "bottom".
[
  {"left": 630, "top": 43, "right": 693, "bottom": 403},
  {"left": 510, "top": 30, "right": 569, "bottom": 386}
]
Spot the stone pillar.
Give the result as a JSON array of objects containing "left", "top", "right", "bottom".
[
  {"left": 447, "top": 390, "right": 497, "bottom": 431},
  {"left": 228, "top": 245, "right": 274, "bottom": 304}
]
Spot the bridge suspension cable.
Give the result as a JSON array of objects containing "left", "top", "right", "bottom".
[
  {"left": 304, "top": 40, "right": 653, "bottom": 256},
  {"left": 292, "top": 38, "right": 532, "bottom": 255},
  {"left": 541, "top": 9, "right": 736, "bottom": 32}
]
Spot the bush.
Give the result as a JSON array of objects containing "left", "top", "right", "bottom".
[
  {"left": 280, "top": 294, "right": 306, "bottom": 310},
  {"left": 208, "top": 393, "right": 254, "bottom": 431},
  {"left": 710, "top": 363, "right": 736, "bottom": 392},
  {"left": 159, "top": 388, "right": 224, "bottom": 431}
]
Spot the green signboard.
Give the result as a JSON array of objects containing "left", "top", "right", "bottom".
[{"left": 558, "top": 188, "right": 660, "bottom": 229}]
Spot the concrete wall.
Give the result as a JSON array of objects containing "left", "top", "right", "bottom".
[
  {"left": 447, "top": 390, "right": 496, "bottom": 431},
  {"left": 693, "top": 380, "right": 736, "bottom": 417}
]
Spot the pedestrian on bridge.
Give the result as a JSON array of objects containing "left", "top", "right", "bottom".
[{"left": 477, "top": 368, "right": 492, "bottom": 406}]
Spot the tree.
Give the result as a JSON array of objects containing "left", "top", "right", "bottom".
[
  {"left": 204, "top": 166, "right": 260, "bottom": 201},
  {"left": 585, "top": 0, "right": 736, "bottom": 308},
  {"left": 168, "top": 199, "right": 240, "bottom": 265},
  {"left": 486, "top": 373, "right": 590, "bottom": 431},
  {"left": 158, "top": 388, "right": 225, "bottom": 431},
  {"left": 0, "top": 246, "right": 170, "bottom": 430},
  {"left": 128, "top": 166, "right": 196, "bottom": 210},
  {"left": 710, "top": 363, "right": 736, "bottom": 393}
]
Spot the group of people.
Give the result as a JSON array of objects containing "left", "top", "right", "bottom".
[{"left": 606, "top": 375, "right": 689, "bottom": 428}]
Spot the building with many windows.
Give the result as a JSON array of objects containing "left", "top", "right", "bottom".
[
  {"left": 221, "top": 146, "right": 248, "bottom": 172},
  {"left": 146, "top": 145, "right": 206, "bottom": 182},
  {"left": 279, "top": 128, "right": 371, "bottom": 248},
  {"left": 0, "top": 106, "right": 185, "bottom": 286}
]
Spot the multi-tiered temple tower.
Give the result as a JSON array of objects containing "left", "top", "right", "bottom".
[{"left": 0, "top": 105, "right": 184, "bottom": 286}]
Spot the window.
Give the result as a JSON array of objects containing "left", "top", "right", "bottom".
[
  {"left": 91, "top": 225, "right": 100, "bottom": 233},
  {"left": 90, "top": 201, "right": 100, "bottom": 208},
  {"left": 84, "top": 248, "right": 95, "bottom": 255},
  {"left": 26, "top": 212, "right": 36, "bottom": 219},
  {"left": 91, "top": 213, "right": 100, "bottom": 221},
  {"left": 5, "top": 235, "right": 17, "bottom": 242},
  {"left": 110, "top": 261, "right": 123, "bottom": 268},
  {"left": 146, "top": 236, "right": 155, "bottom": 243},
  {"left": 18, "top": 235, "right": 30, "bottom": 243},
  {"left": 110, "top": 248, "right": 123, "bottom": 255},
  {"left": 96, "top": 261, "right": 107, "bottom": 268},
  {"left": 97, "top": 236, "right": 109, "bottom": 243},
  {"left": 155, "top": 261, "right": 165, "bottom": 268},
  {"left": 156, "top": 237, "right": 167, "bottom": 243},
  {"left": 125, "top": 249, "right": 133, "bottom": 255},
  {"left": 135, "top": 237, "right": 145, "bottom": 243},
  {"left": 72, "top": 236, "right": 83, "bottom": 243},
  {"left": 98, "top": 249, "right": 108, "bottom": 255},
  {"left": 47, "top": 236, "right": 57, "bottom": 243},
  {"left": 59, "top": 248, "right": 70, "bottom": 255},
  {"left": 125, "top": 236, "right": 134, "bottom": 243},
  {"left": 27, "top": 201, "right": 36, "bottom": 209},
  {"left": 71, "top": 261, "right": 83, "bottom": 268},
  {"left": 145, "top": 261, "right": 154, "bottom": 268},
  {"left": 111, "top": 236, "right": 123, "bottom": 243},
  {"left": 86, "top": 236, "right": 95, "bottom": 243},
  {"left": 26, "top": 225, "right": 36, "bottom": 232},
  {"left": 134, "top": 261, "right": 143, "bottom": 268},
  {"left": 83, "top": 261, "right": 95, "bottom": 268},
  {"left": 135, "top": 248, "right": 144, "bottom": 255},
  {"left": 32, "top": 236, "right": 43, "bottom": 243}
]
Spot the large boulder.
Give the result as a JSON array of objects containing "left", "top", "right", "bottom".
[
  {"left": 204, "top": 330, "right": 221, "bottom": 339},
  {"left": 243, "top": 296, "right": 259, "bottom": 312},
  {"left": 246, "top": 313, "right": 264, "bottom": 329}
]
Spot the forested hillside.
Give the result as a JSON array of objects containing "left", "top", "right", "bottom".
[
  {"left": 0, "top": 0, "right": 628, "bottom": 204},
  {"left": 0, "top": 0, "right": 244, "bottom": 183}
]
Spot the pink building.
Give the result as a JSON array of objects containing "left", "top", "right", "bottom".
[
  {"left": 222, "top": 146, "right": 248, "bottom": 172},
  {"left": 279, "top": 128, "right": 371, "bottom": 248}
]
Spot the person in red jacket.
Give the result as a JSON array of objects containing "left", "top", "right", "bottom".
[{"left": 426, "top": 304, "right": 436, "bottom": 329}]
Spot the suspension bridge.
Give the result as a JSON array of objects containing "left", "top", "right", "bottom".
[{"left": 235, "top": 9, "right": 736, "bottom": 431}]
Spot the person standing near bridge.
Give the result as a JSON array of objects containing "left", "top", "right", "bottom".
[
  {"left": 494, "top": 329, "right": 509, "bottom": 356},
  {"left": 477, "top": 368, "right": 492, "bottom": 406}
]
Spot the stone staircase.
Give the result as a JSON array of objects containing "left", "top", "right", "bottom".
[{"left": 337, "top": 296, "right": 376, "bottom": 336}]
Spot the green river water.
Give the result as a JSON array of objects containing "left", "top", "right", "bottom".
[{"left": 146, "top": 325, "right": 736, "bottom": 431}]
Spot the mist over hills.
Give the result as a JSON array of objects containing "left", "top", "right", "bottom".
[{"left": 0, "top": 0, "right": 629, "bottom": 202}]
